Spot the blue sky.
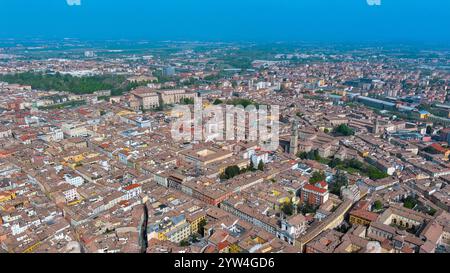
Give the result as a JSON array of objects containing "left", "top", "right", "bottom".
[{"left": 0, "top": 0, "right": 449, "bottom": 43}]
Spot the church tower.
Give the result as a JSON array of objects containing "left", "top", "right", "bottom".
[
  {"left": 373, "top": 118, "right": 380, "bottom": 135},
  {"left": 290, "top": 120, "right": 299, "bottom": 155}
]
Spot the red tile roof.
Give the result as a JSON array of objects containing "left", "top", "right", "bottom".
[
  {"left": 316, "top": 181, "right": 328, "bottom": 189},
  {"left": 217, "top": 241, "right": 230, "bottom": 251},
  {"left": 350, "top": 209, "right": 379, "bottom": 222},
  {"left": 303, "top": 183, "right": 328, "bottom": 194},
  {"left": 430, "top": 143, "right": 448, "bottom": 153},
  {"left": 123, "top": 184, "right": 141, "bottom": 191}
]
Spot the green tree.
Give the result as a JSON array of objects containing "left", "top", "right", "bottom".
[
  {"left": 348, "top": 158, "right": 364, "bottom": 170},
  {"left": 428, "top": 207, "right": 437, "bottom": 216},
  {"left": 365, "top": 165, "right": 388, "bottom": 180},
  {"left": 334, "top": 124, "right": 355, "bottom": 136},
  {"left": 312, "top": 150, "right": 320, "bottom": 161},
  {"left": 213, "top": 99, "right": 223, "bottom": 105},
  {"left": 0, "top": 72, "right": 133, "bottom": 95},
  {"left": 299, "top": 203, "right": 316, "bottom": 214},
  {"left": 227, "top": 98, "right": 259, "bottom": 109},
  {"left": 298, "top": 152, "right": 308, "bottom": 160},
  {"left": 281, "top": 201, "right": 295, "bottom": 216},
  {"left": 403, "top": 196, "right": 418, "bottom": 209},
  {"left": 191, "top": 234, "right": 200, "bottom": 243},
  {"left": 298, "top": 150, "right": 320, "bottom": 161},
  {"left": 180, "top": 97, "right": 194, "bottom": 105},
  {"left": 221, "top": 165, "right": 241, "bottom": 180},
  {"left": 328, "top": 158, "right": 342, "bottom": 168},
  {"left": 258, "top": 160, "right": 265, "bottom": 171},
  {"left": 310, "top": 171, "right": 326, "bottom": 184},
  {"left": 179, "top": 240, "right": 190, "bottom": 247},
  {"left": 249, "top": 160, "right": 255, "bottom": 171},
  {"left": 331, "top": 171, "right": 348, "bottom": 195},
  {"left": 198, "top": 219, "right": 207, "bottom": 237},
  {"left": 373, "top": 200, "right": 383, "bottom": 211}
]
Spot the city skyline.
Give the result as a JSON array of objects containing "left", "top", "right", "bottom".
[{"left": 1, "top": 0, "right": 449, "bottom": 43}]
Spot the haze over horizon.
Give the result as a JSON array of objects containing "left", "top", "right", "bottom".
[{"left": 0, "top": 0, "right": 449, "bottom": 44}]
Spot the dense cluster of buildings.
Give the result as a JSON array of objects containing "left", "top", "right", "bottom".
[{"left": 0, "top": 42, "right": 449, "bottom": 253}]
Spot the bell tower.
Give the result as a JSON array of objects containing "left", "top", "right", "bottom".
[
  {"left": 290, "top": 120, "right": 299, "bottom": 155},
  {"left": 373, "top": 118, "right": 380, "bottom": 134}
]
